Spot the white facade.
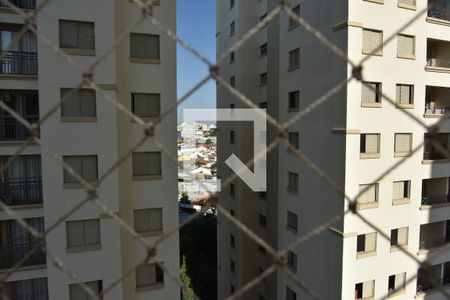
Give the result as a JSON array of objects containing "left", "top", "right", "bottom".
[
  {"left": 0, "top": 0, "right": 179, "bottom": 299},
  {"left": 217, "top": 0, "right": 450, "bottom": 299}
]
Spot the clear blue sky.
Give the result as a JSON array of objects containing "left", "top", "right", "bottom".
[{"left": 177, "top": 0, "right": 216, "bottom": 123}]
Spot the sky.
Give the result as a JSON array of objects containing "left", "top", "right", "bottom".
[{"left": 176, "top": 0, "right": 216, "bottom": 123}]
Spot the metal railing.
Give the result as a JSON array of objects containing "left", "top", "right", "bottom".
[
  {"left": 427, "top": 58, "right": 450, "bottom": 69},
  {"left": 0, "top": 51, "right": 37, "bottom": 76},
  {"left": 428, "top": 6, "right": 450, "bottom": 22},
  {"left": 0, "top": 116, "right": 39, "bottom": 141},
  {"left": 425, "top": 106, "right": 450, "bottom": 115},
  {"left": 0, "top": 241, "right": 46, "bottom": 269},
  {"left": 419, "top": 236, "right": 450, "bottom": 250},
  {"left": 422, "top": 194, "right": 450, "bottom": 205},
  {"left": 0, "top": 0, "right": 35, "bottom": 9},
  {"left": 417, "top": 276, "right": 450, "bottom": 293},
  {"left": 0, "top": 178, "right": 43, "bottom": 206}
]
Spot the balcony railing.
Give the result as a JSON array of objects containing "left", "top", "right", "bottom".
[
  {"left": 427, "top": 58, "right": 450, "bottom": 69},
  {"left": 419, "top": 236, "right": 450, "bottom": 250},
  {"left": 425, "top": 106, "right": 450, "bottom": 115},
  {"left": 0, "top": 178, "right": 43, "bottom": 206},
  {"left": 422, "top": 194, "right": 450, "bottom": 206},
  {"left": 428, "top": 6, "right": 450, "bottom": 22},
  {"left": 0, "top": 51, "right": 37, "bottom": 76},
  {"left": 0, "top": 116, "right": 38, "bottom": 141},
  {"left": 0, "top": 0, "right": 35, "bottom": 9},
  {"left": 0, "top": 241, "right": 45, "bottom": 269},
  {"left": 417, "top": 276, "right": 450, "bottom": 292}
]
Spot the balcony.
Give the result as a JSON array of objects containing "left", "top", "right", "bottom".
[
  {"left": 425, "top": 86, "right": 450, "bottom": 117},
  {"left": 0, "top": 0, "right": 36, "bottom": 9},
  {"left": 424, "top": 133, "right": 450, "bottom": 162},
  {"left": 0, "top": 178, "right": 43, "bottom": 206},
  {"left": 1, "top": 278, "right": 48, "bottom": 299},
  {"left": 427, "top": 0, "right": 450, "bottom": 24},
  {"left": 0, "top": 51, "right": 37, "bottom": 76},
  {"left": 0, "top": 240, "right": 46, "bottom": 269},
  {"left": 0, "top": 155, "right": 43, "bottom": 206},
  {"left": 417, "top": 262, "right": 450, "bottom": 295},
  {"left": 426, "top": 39, "right": 450, "bottom": 73},
  {"left": 419, "top": 220, "right": 450, "bottom": 252},
  {"left": 0, "top": 218, "right": 45, "bottom": 270},
  {"left": 422, "top": 177, "right": 450, "bottom": 207},
  {"left": 0, "top": 91, "right": 39, "bottom": 141}
]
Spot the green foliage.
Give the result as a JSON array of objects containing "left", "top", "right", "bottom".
[
  {"left": 181, "top": 256, "right": 194, "bottom": 300},
  {"left": 180, "top": 213, "right": 217, "bottom": 299},
  {"left": 180, "top": 192, "right": 190, "bottom": 204},
  {"left": 205, "top": 138, "right": 212, "bottom": 144}
]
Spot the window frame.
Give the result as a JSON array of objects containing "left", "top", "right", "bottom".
[
  {"left": 59, "top": 20, "right": 95, "bottom": 50},
  {"left": 66, "top": 219, "right": 101, "bottom": 249},
  {"left": 131, "top": 93, "right": 161, "bottom": 118}
]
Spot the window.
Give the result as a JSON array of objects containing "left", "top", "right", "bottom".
[
  {"left": 230, "top": 209, "right": 235, "bottom": 216},
  {"left": 286, "top": 286, "right": 296, "bottom": 300},
  {"left": 259, "top": 73, "right": 267, "bottom": 86},
  {"left": 134, "top": 208, "right": 162, "bottom": 233},
  {"left": 229, "top": 0, "right": 235, "bottom": 9},
  {"left": 130, "top": 33, "right": 160, "bottom": 60},
  {"left": 230, "top": 51, "right": 235, "bottom": 64},
  {"left": 230, "top": 130, "right": 235, "bottom": 144},
  {"left": 69, "top": 281, "right": 102, "bottom": 300},
  {"left": 288, "top": 48, "right": 300, "bottom": 70},
  {"left": 394, "top": 133, "right": 412, "bottom": 156},
  {"left": 388, "top": 273, "right": 406, "bottom": 295},
  {"left": 288, "top": 132, "right": 299, "bottom": 149},
  {"left": 135, "top": 263, "right": 164, "bottom": 288},
  {"left": 63, "top": 155, "right": 98, "bottom": 183},
  {"left": 287, "top": 172, "right": 299, "bottom": 193},
  {"left": 61, "top": 89, "right": 96, "bottom": 117},
  {"left": 260, "top": 43, "right": 267, "bottom": 58},
  {"left": 59, "top": 20, "right": 95, "bottom": 50},
  {"left": 289, "top": 5, "right": 300, "bottom": 28},
  {"left": 230, "top": 183, "right": 235, "bottom": 196},
  {"left": 396, "top": 84, "right": 414, "bottom": 105},
  {"left": 397, "top": 34, "right": 415, "bottom": 58},
  {"left": 287, "top": 251, "right": 297, "bottom": 271},
  {"left": 230, "top": 234, "right": 235, "bottom": 248},
  {"left": 230, "top": 284, "right": 235, "bottom": 294},
  {"left": 393, "top": 181, "right": 410, "bottom": 201},
  {"left": 259, "top": 102, "right": 267, "bottom": 109},
  {"left": 362, "top": 28, "right": 383, "bottom": 55},
  {"left": 357, "top": 184, "right": 378, "bottom": 206},
  {"left": 355, "top": 280, "right": 375, "bottom": 300},
  {"left": 361, "top": 82, "right": 382, "bottom": 105},
  {"left": 356, "top": 233, "right": 377, "bottom": 255},
  {"left": 230, "top": 76, "right": 235, "bottom": 87},
  {"left": 132, "top": 152, "right": 162, "bottom": 177},
  {"left": 360, "top": 134, "right": 380, "bottom": 157},
  {"left": 230, "top": 21, "right": 235, "bottom": 36},
  {"left": 287, "top": 211, "right": 298, "bottom": 232},
  {"left": 288, "top": 91, "right": 300, "bottom": 110},
  {"left": 390, "top": 227, "right": 408, "bottom": 247},
  {"left": 131, "top": 93, "right": 160, "bottom": 118},
  {"left": 66, "top": 219, "right": 100, "bottom": 248},
  {"left": 399, "top": 0, "right": 416, "bottom": 6},
  {"left": 230, "top": 259, "right": 235, "bottom": 273},
  {"left": 258, "top": 214, "right": 267, "bottom": 227}
]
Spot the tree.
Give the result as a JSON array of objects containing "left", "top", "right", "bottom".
[
  {"left": 180, "top": 256, "right": 195, "bottom": 300},
  {"left": 180, "top": 213, "right": 217, "bottom": 299},
  {"left": 180, "top": 192, "right": 190, "bottom": 204},
  {"left": 205, "top": 138, "right": 212, "bottom": 144}
]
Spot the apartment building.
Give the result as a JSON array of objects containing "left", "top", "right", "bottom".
[
  {"left": 216, "top": 0, "right": 450, "bottom": 299},
  {"left": 0, "top": 0, "right": 179, "bottom": 299}
]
